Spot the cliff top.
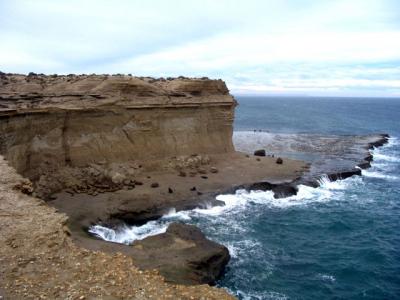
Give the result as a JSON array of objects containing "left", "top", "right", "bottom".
[{"left": 0, "top": 73, "right": 235, "bottom": 112}]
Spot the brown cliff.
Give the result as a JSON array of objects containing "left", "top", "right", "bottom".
[{"left": 0, "top": 74, "right": 236, "bottom": 179}]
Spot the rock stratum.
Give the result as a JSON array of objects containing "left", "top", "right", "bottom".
[{"left": 0, "top": 73, "right": 235, "bottom": 179}]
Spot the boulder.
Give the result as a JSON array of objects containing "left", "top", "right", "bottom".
[
  {"left": 254, "top": 149, "right": 266, "bottom": 156},
  {"left": 276, "top": 157, "right": 283, "bottom": 164}
]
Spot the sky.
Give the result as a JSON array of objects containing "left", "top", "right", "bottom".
[{"left": 1, "top": 0, "right": 400, "bottom": 97}]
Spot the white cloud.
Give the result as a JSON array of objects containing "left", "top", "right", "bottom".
[{"left": 0, "top": 0, "right": 399, "bottom": 96}]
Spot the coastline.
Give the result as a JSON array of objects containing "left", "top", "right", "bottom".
[
  {"left": 0, "top": 131, "right": 389, "bottom": 298},
  {"left": 0, "top": 73, "right": 391, "bottom": 299}
]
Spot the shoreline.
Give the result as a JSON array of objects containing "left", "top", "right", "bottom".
[
  {"left": 50, "top": 133, "right": 389, "bottom": 286},
  {"left": 0, "top": 132, "right": 389, "bottom": 299}
]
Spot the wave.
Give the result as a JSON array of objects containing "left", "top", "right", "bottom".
[
  {"left": 235, "top": 289, "right": 288, "bottom": 300},
  {"left": 361, "top": 170, "right": 398, "bottom": 180},
  {"left": 88, "top": 221, "right": 168, "bottom": 245},
  {"left": 373, "top": 153, "right": 400, "bottom": 163},
  {"left": 89, "top": 175, "right": 359, "bottom": 244},
  {"left": 90, "top": 136, "right": 399, "bottom": 245},
  {"left": 318, "top": 273, "right": 336, "bottom": 283}
]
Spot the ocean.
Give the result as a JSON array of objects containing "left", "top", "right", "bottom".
[{"left": 91, "top": 97, "right": 400, "bottom": 299}]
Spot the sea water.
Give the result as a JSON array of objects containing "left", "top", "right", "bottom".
[{"left": 90, "top": 97, "right": 400, "bottom": 299}]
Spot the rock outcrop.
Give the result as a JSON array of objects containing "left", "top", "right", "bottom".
[
  {"left": 130, "top": 223, "right": 230, "bottom": 285},
  {"left": 0, "top": 74, "right": 236, "bottom": 180}
]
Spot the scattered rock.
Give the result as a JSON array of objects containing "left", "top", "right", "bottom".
[
  {"left": 256, "top": 158, "right": 261, "bottom": 161},
  {"left": 134, "top": 180, "right": 143, "bottom": 185},
  {"left": 13, "top": 179, "right": 34, "bottom": 195},
  {"left": 254, "top": 149, "right": 266, "bottom": 156},
  {"left": 150, "top": 182, "right": 159, "bottom": 188},
  {"left": 197, "top": 191, "right": 203, "bottom": 195},
  {"left": 168, "top": 187, "right": 173, "bottom": 194},
  {"left": 210, "top": 167, "right": 218, "bottom": 173},
  {"left": 201, "top": 176, "right": 208, "bottom": 179},
  {"left": 189, "top": 171, "right": 197, "bottom": 177},
  {"left": 276, "top": 157, "right": 283, "bottom": 164},
  {"left": 110, "top": 172, "right": 125, "bottom": 184},
  {"left": 190, "top": 186, "right": 197, "bottom": 191},
  {"left": 178, "top": 170, "right": 187, "bottom": 177}
]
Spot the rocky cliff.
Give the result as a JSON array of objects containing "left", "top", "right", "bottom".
[{"left": 0, "top": 73, "right": 236, "bottom": 179}]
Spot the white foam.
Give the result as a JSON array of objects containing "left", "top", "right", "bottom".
[
  {"left": 236, "top": 289, "right": 288, "bottom": 300},
  {"left": 318, "top": 175, "right": 349, "bottom": 190},
  {"left": 373, "top": 153, "right": 400, "bottom": 163},
  {"left": 208, "top": 184, "right": 336, "bottom": 210},
  {"left": 88, "top": 221, "right": 168, "bottom": 245},
  {"left": 361, "top": 169, "right": 398, "bottom": 180},
  {"left": 318, "top": 274, "right": 336, "bottom": 283},
  {"left": 162, "top": 208, "right": 192, "bottom": 221}
]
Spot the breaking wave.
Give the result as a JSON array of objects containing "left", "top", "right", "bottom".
[{"left": 88, "top": 221, "right": 168, "bottom": 245}]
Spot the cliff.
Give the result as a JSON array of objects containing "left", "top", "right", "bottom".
[
  {"left": 0, "top": 73, "right": 308, "bottom": 298},
  {"left": 0, "top": 73, "right": 236, "bottom": 179}
]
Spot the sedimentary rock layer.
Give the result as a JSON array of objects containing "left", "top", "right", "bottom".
[{"left": 0, "top": 74, "right": 236, "bottom": 178}]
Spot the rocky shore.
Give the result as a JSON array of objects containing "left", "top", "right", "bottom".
[{"left": 0, "top": 73, "right": 390, "bottom": 299}]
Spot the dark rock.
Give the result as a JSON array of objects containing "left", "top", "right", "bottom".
[
  {"left": 357, "top": 161, "right": 371, "bottom": 169},
  {"left": 201, "top": 176, "right": 208, "bottom": 179},
  {"left": 131, "top": 223, "right": 230, "bottom": 285},
  {"left": 168, "top": 187, "right": 173, "bottom": 194},
  {"left": 256, "top": 158, "right": 261, "bottom": 161},
  {"left": 178, "top": 170, "right": 187, "bottom": 177},
  {"left": 238, "top": 181, "right": 298, "bottom": 198},
  {"left": 276, "top": 157, "right": 283, "bottom": 164},
  {"left": 133, "top": 180, "right": 143, "bottom": 185},
  {"left": 150, "top": 182, "right": 159, "bottom": 188},
  {"left": 367, "top": 135, "right": 389, "bottom": 149},
  {"left": 326, "top": 168, "right": 361, "bottom": 181},
  {"left": 190, "top": 186, "right": 197, "bottom": 191},
  {"left": 254, "top": 149, "right": 266, "bottom": 156},
  {"left": 364, "top": 153, "right": 373, "bottom": 162},
  {"left": 197, "top": 191, "right": 203, "bottom": 195},
  {"left": 272, "top": 184, "right": 298, "bottom": 199}
]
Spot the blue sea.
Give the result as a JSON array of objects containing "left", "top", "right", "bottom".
[
  {"left": 216, "top": 97, "right": 400, "bottom": 299},
  {"left": 92, "top": 97, "right": 400, "bottom": 299}
]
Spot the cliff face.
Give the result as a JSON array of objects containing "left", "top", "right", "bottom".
[{"left": 0, "top": 74, "right": 236, "bottom": 178}]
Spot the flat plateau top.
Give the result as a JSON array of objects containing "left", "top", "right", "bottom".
[{"left": 0, "top": 74, "right": 235, "bottom": 112}]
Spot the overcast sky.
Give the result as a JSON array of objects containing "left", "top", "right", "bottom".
[{"left": 1, "top": 0, "right": 399, "bottom": 96}]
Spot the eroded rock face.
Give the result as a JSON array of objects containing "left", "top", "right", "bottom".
[{"left": 0, "top": 74, "right": 236, "bottom": 180}]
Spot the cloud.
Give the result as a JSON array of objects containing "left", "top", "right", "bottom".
[{"left": 0, "top": 0, "right": 399, "bottom": 96}]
